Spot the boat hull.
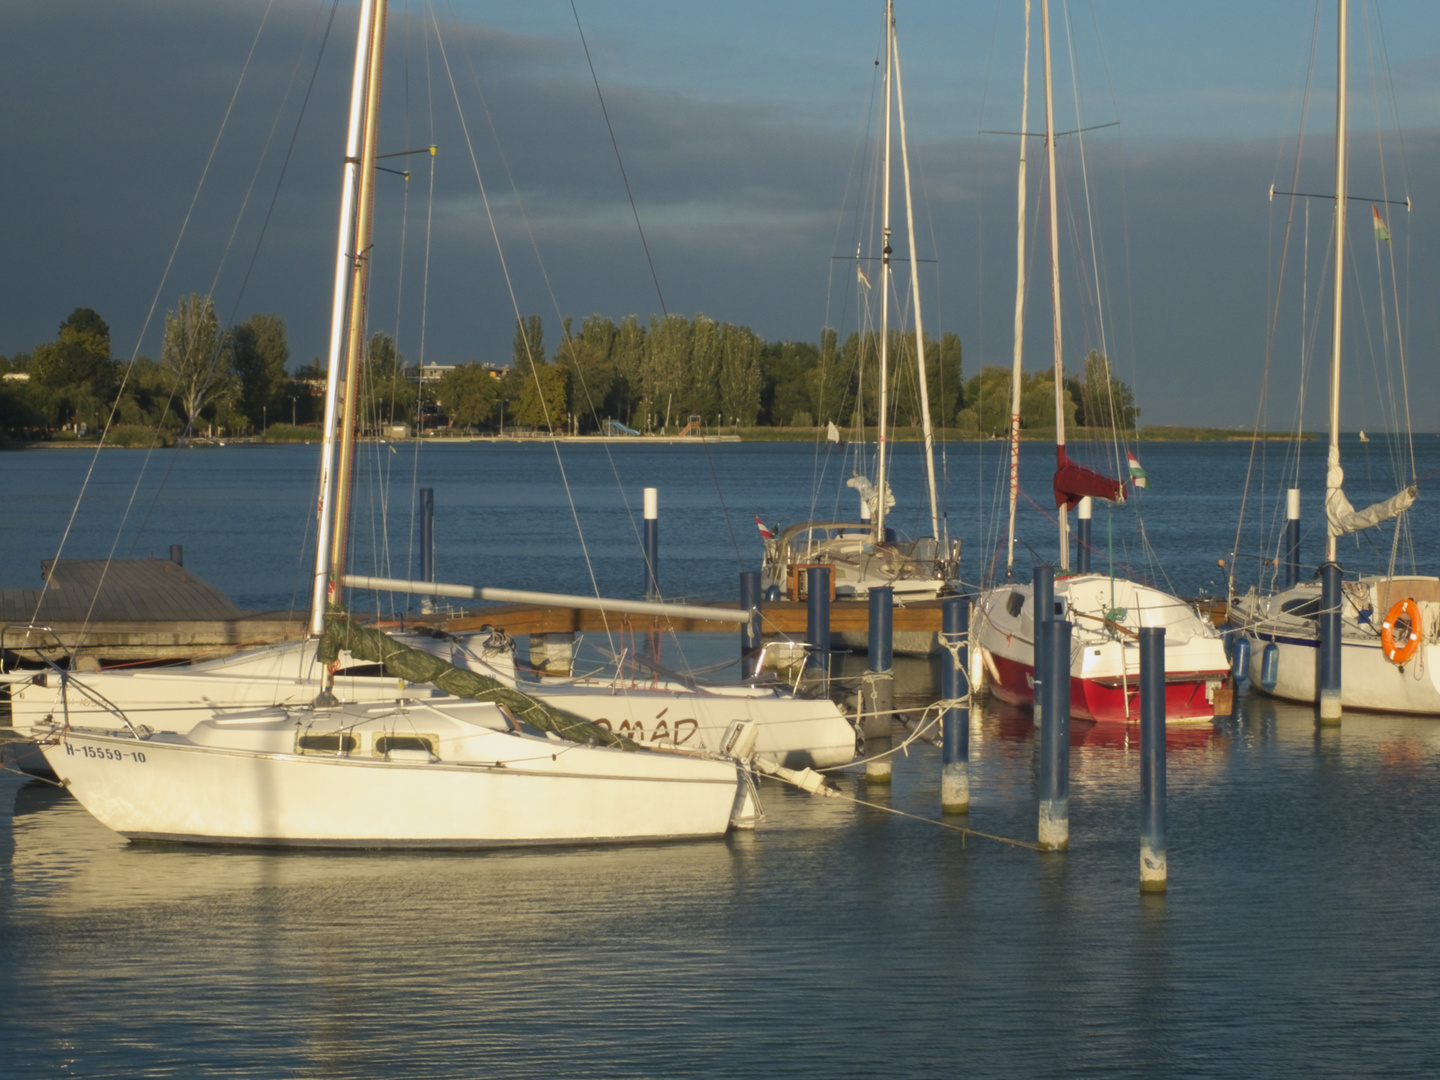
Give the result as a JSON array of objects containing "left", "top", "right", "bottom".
[
  {"left": 37, "top": 704, "right": 743, "bottom": 848},
  {"left": 984, "top": 650, "right": 1224, "bottom": 723}
]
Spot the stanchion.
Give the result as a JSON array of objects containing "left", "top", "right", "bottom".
[
  {"left": 1037, "top": 616, "right": 1071, "bottom": 851},
  {"left": 1139, "top": 626, "right": 1167, "bottom": 892},
  {"left": 805, "top": 566, "right": 832, "bottom": 688},
  {"left": 941, "top": 595, "right": 970, "bottom": 813},
  {"left": 864, "top": 586, "right": 894, "bottom": 784}
]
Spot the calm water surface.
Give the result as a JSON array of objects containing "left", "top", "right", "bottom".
[{"left": 3, "top": 438, "right": 1439, "bottom": 1076}]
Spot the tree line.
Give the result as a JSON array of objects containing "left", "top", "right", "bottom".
[{"left": 1, "top": 302, "right": 1137, "bottom": 443}]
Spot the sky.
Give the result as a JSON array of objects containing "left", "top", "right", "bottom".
[{"left": 2, "top": 0, "right": 1440, "bottom": 429}]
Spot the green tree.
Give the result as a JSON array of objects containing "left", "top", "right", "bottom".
[
  {"left": 718, "top": 324, "right": 763, "bottom": 425},
  {"left": 29, "top": 308, "right": 118, "bottom": 428},
  {"left": 360, "top": 332, "right": 416, "bottom": 433},
  {"left": 435, "top": 363, "right": 499, "bottom": 430},
  {"left": 512, "top": 315, "right": 544, "bottom": 369},
  {"left": 511, "top": 360, "right": 569, "bottom": 430},
  {"left": 231, "top": 313, "right": 289, "bottom": 430},
  {"left": 1079, "top": 350, "right": 1139, "bottom": 431},
  {"left": 160, "top": 295, "right": 233, "bottom": 433}
]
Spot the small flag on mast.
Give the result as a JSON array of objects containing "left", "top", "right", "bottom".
[
  {"left": 755, "top": 516, "right": 774, "bottom": 540},
  {"left": 1374, "top": 204, "right": 1391, "bottom": 244},
  {"left": 857, "top": 264, "right": 871, "bottom": 291},
  {"left": 1127, "top": 451, "right": 1148, "bottom": 489}
]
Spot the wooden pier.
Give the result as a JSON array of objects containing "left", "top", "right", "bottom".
[{"left": 0, "top": 558, "right": 305, "bottom": 668}]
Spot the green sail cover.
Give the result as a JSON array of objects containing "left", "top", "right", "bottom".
[{"left": 318, "top": 613, "right": 637, "bottom": 750}]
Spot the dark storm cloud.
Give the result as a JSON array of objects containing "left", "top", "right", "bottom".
[{"left": 3, "top": 1, "right": 1437, "bottom": 429}]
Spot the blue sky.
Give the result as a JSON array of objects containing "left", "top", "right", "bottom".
[{"left": 2, "top": 0, "right": 1439, "bottom": 428}]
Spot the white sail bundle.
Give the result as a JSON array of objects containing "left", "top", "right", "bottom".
[
  {"left": 847, "top": 474, "right": 895, "bottom": 522},
  {"left": 1325, "top": 445, "right": 1417, "bottom": 538}
]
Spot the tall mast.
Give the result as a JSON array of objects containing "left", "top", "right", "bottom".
[
  {"left": 1005, "top": 0, "right": 1032, "bottom": 576},
  {"left": 309, "top": 0, "right": 382, "bottom": 636},
  {"left": 1326, "top": 0, "right": 1348, "bottom": 563},
  {"left": 875, "top": 0, "right": 894, "bottom": 540},
  {"left": 1041, "top": 0, "right": 1068, "bottom": 570},
  {"left": 890, "top": 23, "right": 940, "bottom": 541},
  {"left": 330, "top": 0, "right": 389, "bottom": 594}
]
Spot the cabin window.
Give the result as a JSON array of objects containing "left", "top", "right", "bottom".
[
  {"left": 335, "top": 663, "right": 385, "bottom": 677},
  {"left": 296, "top": 733, "right": 358, "bottom": 754},
  {"left": 1281, "top": 597, "right": 1323, "bottom": 619},
  {"left": 1007, "top": 591, "right": 1025, "bottom": 618},
  {"left": 374, "top": 734, "right": 438, "bottom": 758}
]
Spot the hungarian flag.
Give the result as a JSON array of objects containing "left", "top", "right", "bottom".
[
  {"left": 755, "top": 515, "right": 774, "bottom": 540},
  {"left": 857, "top": 264, "right": 871, "bottom": 291},
  {"left": 1373, "top": 204, "right": 1391, "bottom": 244},
  {"left": 1127, "top": 451, "right": 1148, "bottom": 489}
]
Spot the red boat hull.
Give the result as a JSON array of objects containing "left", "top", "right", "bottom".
[{"left": 987, "top": 653, "right": 1223, "bottom": 724}]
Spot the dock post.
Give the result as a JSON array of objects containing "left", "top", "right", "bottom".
[
  {"left": 863, "top": 586, "right": 894, "bottom": 784},
  {"left": 169, "top": 544, "right": 183, "bottom": 567},
  {"left": 1032, "top": 564, "right": 1055, "bottom": 723},
  {"left": 1284, "top": 488, "right": 1300, "bottom": 589},
  {"left": 805, "top": 566, "right": 832, "bottom": 688},
  {"left": 740, "top": 570, "right": 762, "bottom": 664},
  {"left": 419, "top": 487, "right": 434, "bottom": 614},
  {"left": 1139, "top": 626, "right": 1167, "bottom": 893},
  {"left": 1076, "top": 496, "right": 1092, "bottom": 574},
  {"left": 1318, "top": 561, "right": 1343, "bottom": 725},
  {"left": 1037, "top": 616, "right": 1071, "bottom": 851},
  {"left": 940, "top": 594, "right": 970, "bottom": 813},
  {"left": 643, "top": 487, "right": 660, "bottom": 601}
]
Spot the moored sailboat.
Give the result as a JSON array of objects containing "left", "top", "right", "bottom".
[
  {"left": 1228, "top": 0, "right": 1428, "bottom": 716},
  {"left": 33, "top": 0, "right": 754, "bottom": 846},
  {"left": 970, "top": 0, "right": 1228, "bottom": 723}
]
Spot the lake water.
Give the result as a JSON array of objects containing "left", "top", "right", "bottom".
[{"left": 3, "top": 436, "right": 1440, "bottom": 1077}]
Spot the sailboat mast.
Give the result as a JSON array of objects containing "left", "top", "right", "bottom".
[
  {"left": 1005, "top": 0, "right": 1032, "bottom": 576},
  {"left": 1326, "top": 0, "right": 1348, "bottom": 564},
  {"left": 330, "top": 0, "right": 389, "bottom": 595},
  {"left": 890, "top": 25, "right": 940, "bottom": 542},
  {"left": 1041, "top": 0, "right": 1068, "bottom": 571},
  {"left": 875, "top": 0, "right": 893, "bottom": 540},
  {"left": 309, "top": 0, "right": 382, "bottom": 637}
]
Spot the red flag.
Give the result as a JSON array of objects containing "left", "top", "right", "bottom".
[
  {"left": 1053, "top": 446, "right": 1125, "bottom": 509},
  {"left": 755, "top": 516, "right": 774, "bottom": 540}
]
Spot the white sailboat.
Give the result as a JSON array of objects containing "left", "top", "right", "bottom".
[
  {"left": 11, "top": 1, "right": 856, "bottom": 776},
  {"left": 30, "top": 0, "right": 755, "bottom": 846},
  {"left": 1228, "top": 0, "right": 1430, "bottom": 715},
  {"left": 759, "top": 0, "right": 959, "bottom": 655},
  {"left": 971, "top": 0, "right": 1228, "bottom": 723}
]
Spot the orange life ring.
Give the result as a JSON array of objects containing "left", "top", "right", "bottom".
[{"left": 1381, "top": 598, "right": 1422, "bottom": 666}]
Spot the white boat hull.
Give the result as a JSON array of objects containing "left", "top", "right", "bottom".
[{"left": 37, "top": 701, "right": 743, "bottom": 848}]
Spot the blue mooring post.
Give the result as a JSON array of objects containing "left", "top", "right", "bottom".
[
  {"left": 1076, "top": 496, "right": 1093, "bottom": 575},
  {"left": 1032, "top": 565, "right": 1055, "bottom": 723},
  {"left": 806, "top": 566, "right": 832, "bottom": 687},
  {"left": 1139, "top": 626, "right": 1167, "bottom": 893},
  {"left": 419, "top": 487, "right": 434, "bottom": 584},
  {"left": 1284, "top": 488, "right": 1301, "bottom": 589},
  {"left": 1038, "top": 617, "right": 1071, "bottom": 851},
  {"left": 642, "top": 487, "right": 659, "bottom": 601},
  {"left": 864, "top": 586, "right": 894, "bottom": 784},
  {"left": 740, "top": 570, "right": 762, "bottom": 665},
  {"left": 941, "top": 595, "right": 970, "bottom": 813},
  {"left": 1319, "top": 560, "right": 1343, "bottom": 725}
]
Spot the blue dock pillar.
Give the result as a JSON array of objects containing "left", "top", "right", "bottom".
[
  {"left": 1032, "top": 565, "right": 1055, "bottom": 722},
  {"left": 1319, "top": 561, "right": 1343, "bottom": 725},
  {"left": 642, "top": 488, "right": 660, "bottom": 601},
  {"left": 1283, "top": 488, "right": 1301, "bottom": 589},
  {"left": 941, "top": 594, "right": 970, "bottom": 813},
  {"left": 1076, "top": 496, "right": 1092, "bottom": 574},
  {"left": 740, "top": 570, "right": 762, "bottom": 663},
  {"left": 1038, "top": 617, "right": 1071, "bottom": 851},
  {"left": 419, "top": 487, "right": 434, "bottom": 584},
  {"left": 864, "top": 586, "right": 894, "bottom": 783},
  {"left": 806, "top": 566, "right": 832, "bottom": 687},
  {"left": 1139, "top": 626, "right": 1167, "bottom": 892}
]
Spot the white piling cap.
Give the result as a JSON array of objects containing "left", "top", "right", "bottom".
[
  {"left": 1078, "top": 495, "right": 1093, "bottom": 520},
  {"left": 1287, "top": 488, "right": 1301, "bottom": 519},
  {"left": 644, "top": 487, "right": 658, "bottom": 519}
]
